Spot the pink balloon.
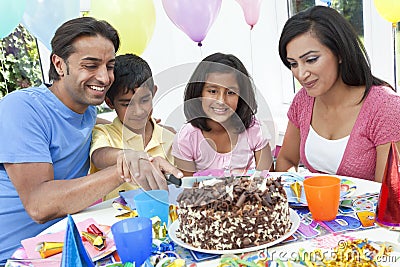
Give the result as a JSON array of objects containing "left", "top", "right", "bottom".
[
  {"left": 235, "top": 0, "right": 263, "bottom": 30},
  {"left": 162, "top": 0, "right": 222, "bottom": 46}
]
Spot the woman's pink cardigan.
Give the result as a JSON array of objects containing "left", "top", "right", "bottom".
[{"left": 288, "top": 85, "right": 400, "bottom": 181}]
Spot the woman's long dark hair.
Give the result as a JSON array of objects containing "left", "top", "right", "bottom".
[{"left": 279, "top": 6, "right": 393, "bottom": 100}]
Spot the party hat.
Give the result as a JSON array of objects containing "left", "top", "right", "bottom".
[
  {"left": 375, "top": 142, "right": 400, "bottom": 229},
  {"left": 61, "top": 215, "right": 95, "bottom": 267}
]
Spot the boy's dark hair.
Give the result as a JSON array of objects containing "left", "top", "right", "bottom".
[
  {"left": 106, "top": 54, "right": 155, "bottom": 103},
  {"left": 49, "top": 17, "right": 120, "bottom": 82},
  {"left": 278, "top": 6, "right": 392, "bottom": 101},
  {"left": 184, "top": 52, "right": 257, "bottom": 133}
]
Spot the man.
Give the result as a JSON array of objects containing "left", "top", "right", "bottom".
[{"left": 0, "top": 17, "right": 181, "bottom": 263}]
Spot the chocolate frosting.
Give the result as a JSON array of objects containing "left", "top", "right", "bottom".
[{"left": 176, "top": 176, "right": 292, "bottom": 250}]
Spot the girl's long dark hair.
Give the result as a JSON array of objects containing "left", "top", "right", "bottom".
[{"left": 184, "top": 52, "right": 257, "bottom": 133}]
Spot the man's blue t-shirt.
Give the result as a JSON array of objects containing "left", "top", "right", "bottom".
[{"left": 0, "top": 84, "right": 96, "bottom": 263}]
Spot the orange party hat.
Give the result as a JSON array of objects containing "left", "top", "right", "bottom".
[{"left": 375, "top": 142, "right": 400, "bottom": 229}]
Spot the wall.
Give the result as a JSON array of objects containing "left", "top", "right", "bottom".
[
  {"left": 39, "top": 0, "right": 396, "bottom": 145},
  {"left": 141, "top": 0, "right": 290, "bottom": 146}
]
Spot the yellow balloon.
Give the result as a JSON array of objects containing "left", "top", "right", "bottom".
[
  {"left": 90, "top": 0, "right": 156, "bottom": 55},
  {"left": 374, "top": 0, "right": 400, "bottom": 23}
]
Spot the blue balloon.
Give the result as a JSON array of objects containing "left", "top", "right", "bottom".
[
  {"left": 0, "top": 0, "right": 27, "bottom": 38},
  {"left": 319, "top": 0, "right": 331, "bottom": 6},
  {"left": 22, "top": 0, "right": 80, "bottom": 49}
]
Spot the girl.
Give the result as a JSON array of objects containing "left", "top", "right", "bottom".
[{"left": 172, "top": 52, "right": 274, "bottom": 176}]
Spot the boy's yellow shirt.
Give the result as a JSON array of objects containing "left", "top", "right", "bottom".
[{"left": 90, "top": 117, "right": 175, "bottom": 200}]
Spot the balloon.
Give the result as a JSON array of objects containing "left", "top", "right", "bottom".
[
  {"left": 319, "top": 0, "right": 331, "bottom": 6},
  {"left": 0, "top": 0, "right": 27, "bottom": 39},
  {"left": 374, "top": 0, "right": 400, "bottom": 23},
  {"left": 162, "top": 0, "right": 222, "bottom": 46},
  {"left": 90, "top": 0, "right": 156, "bottom": 55},
  {"left": 235, "top": 0, "right": 263, "bottom": 30},
  {"left": 22, "top": 0, "right": 80, "bottom": 49}
]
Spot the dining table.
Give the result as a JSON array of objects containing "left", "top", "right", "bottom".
[{"left": 9, "top": 172, "right": 400, "bottom": 267}]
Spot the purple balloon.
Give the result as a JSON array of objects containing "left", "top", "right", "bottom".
[{"left": 162, "top": 0, "right": 222, "bottom": 46}]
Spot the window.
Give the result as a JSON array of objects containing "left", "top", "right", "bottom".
[{"left": 394, "top": 22, "right": 400, "bottom": 91}]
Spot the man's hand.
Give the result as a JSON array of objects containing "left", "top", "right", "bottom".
[{"left": 116, "top": 150, "right": 183, "bottom": 190}]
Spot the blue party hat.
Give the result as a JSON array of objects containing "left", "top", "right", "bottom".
[{"left": 61, "top": 214, "right": 94, "bottom": 267}]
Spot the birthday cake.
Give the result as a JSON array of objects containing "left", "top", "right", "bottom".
[{"left": 175, "top": 176, "right": 291, "bottom": 250}]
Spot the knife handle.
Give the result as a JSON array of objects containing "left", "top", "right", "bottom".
[{"left": 165, "top": 174, "right": 182, "bottom": 187}]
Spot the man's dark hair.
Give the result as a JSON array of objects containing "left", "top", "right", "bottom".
[{"left": 49, "top": 16, "right": 120, "bottom": 82}]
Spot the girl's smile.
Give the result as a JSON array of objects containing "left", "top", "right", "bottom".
[{"left": 201, "top": 72, "right": 239, "bottom": 123}]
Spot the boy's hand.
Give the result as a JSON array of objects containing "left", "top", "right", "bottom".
[
  {"left": 148, "top": 156, "right": 183, "bottom": 183},
  {"left": 116, "top": 150, "right": 183, "bottom": 190},
  {"left": 154, "top": 118, "right": 177, "bottom": 134}
]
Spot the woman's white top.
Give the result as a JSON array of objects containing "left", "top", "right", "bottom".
[{"left": 304, "top": 126, "right": 349, "bottom": 174}]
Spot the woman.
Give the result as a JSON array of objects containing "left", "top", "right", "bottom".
[{"left": 276, "top": 6, "right": 400, "bottom": 182}]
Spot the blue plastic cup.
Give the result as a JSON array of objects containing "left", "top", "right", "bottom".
[
  {"left": 111, "top": 217, "right": 152, "bottom": 265},
  {"left": 133, "top": 190, "right": 169, "bottom": 225}
]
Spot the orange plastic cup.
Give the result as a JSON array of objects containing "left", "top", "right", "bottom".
[{"left": 303, "top": 175, "right": 341, "bottom": 221}]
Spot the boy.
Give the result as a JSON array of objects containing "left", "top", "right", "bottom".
[{"left": 90, "top": 54, "right": 175, "bottom": 200}]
